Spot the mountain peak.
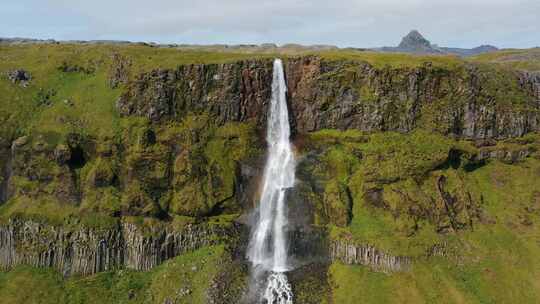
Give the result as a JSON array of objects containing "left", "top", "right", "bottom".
[{"left": 398, "top": 30, "right": 432, "bottom": 50}]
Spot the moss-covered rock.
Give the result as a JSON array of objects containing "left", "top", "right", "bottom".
[{"left": 323, "top": 181, "right": 352, "bottom": 227}]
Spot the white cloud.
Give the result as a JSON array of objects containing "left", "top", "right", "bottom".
[{"left": 1, "top": 0, "right": 539, "bottom": 48}]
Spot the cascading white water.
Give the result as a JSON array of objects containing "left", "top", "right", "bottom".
[{"left": 247, "top": 58, "right": 295, "bottom": 304}]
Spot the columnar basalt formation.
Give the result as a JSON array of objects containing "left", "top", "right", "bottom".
[
  {"left": 0, "top": 219, "right": 240, "bottom": 276},
  {"left": 519, "top": 71, "right": 540, "bottom": 103},
  {"left": 330, "top": 241, "right": 412, "bottom": 273}
]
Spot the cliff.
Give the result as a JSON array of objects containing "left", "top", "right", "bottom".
[
  {"left": 117, "top": 56, "right": 540, "bottom": 139},
  {"left": 1, "top": 44, "right": 540, "bottom": 303},
  {"left": 0, "top": 218, "right": 239, "bottom": 276}
]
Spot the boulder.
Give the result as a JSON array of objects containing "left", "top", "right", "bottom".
[{"left": 6, "top": 69, "right": 31, "bottom": 86}]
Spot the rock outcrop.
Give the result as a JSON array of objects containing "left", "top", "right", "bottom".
[
  {"left": 378, "top": 30, "right": 498, "bottom": 56},
  {"left": 397, "top": 30, "right": 439, "bottom": 54},
  {"left": 116, "top": 59, "right": 273, "bottom": 126},
  {"left": 0, "top": 218, "right": 240, "bottom": 276},
  {"left": 6, "top": 69, "right": 31, "bottom": 87},
  {"left": 330, "top": 240, "right": 411, "bottom": 273},
  {"left": 3, "top": 110, "right": 262, "bottom": 218},
  {"left": 285, "top": 57, "right": 539, "bottom": 139},
  {"left": 519, "top": 71, "right": 540, "bottom": 103},
  {"left": 474, "top": 146, "right": 532, "bottom": 163},
  {"left": 117, "top": 56, "right": 540, "bottom": 140}
]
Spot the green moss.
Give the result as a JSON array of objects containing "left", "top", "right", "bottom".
[
  {"left": 80, "top": 187, "right": 122, "bottom": 217},
  {"left": 76, "top": 213, "right": 120, "bottom": 230},
  {"left": 364, "top": 131, "right": 453, "bottom": 180},
  {"left": 323, "top": 181, "right": 352, "bottom": 227},
  {"left": 120, "top": 182, "right": 162, "bottom": 217},
  {"left": 319, "top": 51, "right": 464, "bottom": 69},
  {"left": 330, "top": 238, "right": 540, "bottom": 304},
  {"left": 164, "top": 115, "right": 259, "bottom": 217},
  {"left": 0, "top": 266, "right": 67, "bottom": 304},
  {"left": 305, "top": 129, "right": 540, "bottom": 259},
  {"left": 82, "top": 157, "right": 117, "bottom": 188},
  {"left": 0, "top": 196, "right": 78, "bottom": 226}
]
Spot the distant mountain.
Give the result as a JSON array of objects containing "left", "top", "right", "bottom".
[
  {"left": 397, "top": 30, "right": 441, "bottom": 53},
  {"left": 1, "top": 32, "right": 499, "bottom": 57},
  {"left": 377, "top": 30, "right": 498, "bottom": 57},
  {"left": 440, "top": 45, "right": 499, "bottom": 57}
]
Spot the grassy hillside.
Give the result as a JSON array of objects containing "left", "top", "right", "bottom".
[
  {"left": 469, "top": 48, "right": 540, "bottom": 71},
  {"left": 0, "top": 44, "right": 274, "bottom": 142},
  {"left": 301, "top": 128, "right": 540, "bottom": 303}
]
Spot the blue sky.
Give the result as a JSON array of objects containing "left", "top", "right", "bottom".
[{"left": 1, "top": 0, "right": 539, "bottom": 48}]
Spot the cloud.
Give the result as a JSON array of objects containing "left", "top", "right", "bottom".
[{"left": 1, "top": 0, "right": 539, "bottom": 48}]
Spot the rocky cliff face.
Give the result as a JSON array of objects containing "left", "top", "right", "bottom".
[
  {"left": 116, "top": 59, "right": 273, "bottom": 126},
  {"left": 330, "top": 241, "right": 411, "bottom": 273},
  {"left": 519, "top": 71, "right": 540, "bottom": 103},
  {"left": 117, "top": 56, "right": 540, "bottom": 140},
  {"left": 285, "top": 57, "right": 539, "bottom": 139},
  {"left": 0, "top": 218, "right": 240, "bottom": 276},
  {"left": 0, "top": 217, "right": 409, "bottom": 277}
]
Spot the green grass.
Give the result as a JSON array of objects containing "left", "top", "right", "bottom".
[
  {"left": 0, "top": 266, "right": 67, "bottom": 304},
  {"left": 321, "top": 129, "right": 540, "bottom": 303},
  {"left": 0, "top": 44, "right": 273, "bottom": 144},
  {"left": 469, "top": 48, "right": 540, "bottom": 71},
  {"left": 330, "top": 240, "right": 540, "bottom": 304},
  {"left": 0, "top": 195, "right": 79, "bottom": 225},
  {"left": 318, "top": 50, "right": 465, "bottom": 69}
]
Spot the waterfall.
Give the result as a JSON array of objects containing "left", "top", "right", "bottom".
[{"left": 247, "top": 58, "right": 295, "bottom": 304}]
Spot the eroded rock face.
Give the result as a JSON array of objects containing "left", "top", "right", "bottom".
[
  {"left": 108, "top": 53, "right": 132, "bottom": 88},
  {"left": 474, "top": 146, "right": 532, "bottom": 163},
  {"left": 0, "top": 219, "right": 240, "bottom": 276},
  {"left": 3, "top": 116, "right": 262, "bottom": 218},
  {"left": 8, "top": 135, "right": 80, "bottom": 204},
  {"left": 3, "top": 55, "right": 540, "bottom": 283},
  {"left": 117, "top": 56, "right": 540, "bottom": 140},
  {"left": 285, "top": 57, "right": 540, "bottom": 139},
  {"left": 0, "top": 217, "right": 411, "bottom": 276},
  {"left": 116, "top": 59, "right": 273, "bottom": 126},
  {"left": 519, "top": 71, "right": 540, "bottom": 104},
  {"left": 330, "top": 241, "right": 411, "bottom": 273}
]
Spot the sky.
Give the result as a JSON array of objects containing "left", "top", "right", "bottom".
[{"left": 1, "top": 0, "right": 539, "bottom": 49}]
